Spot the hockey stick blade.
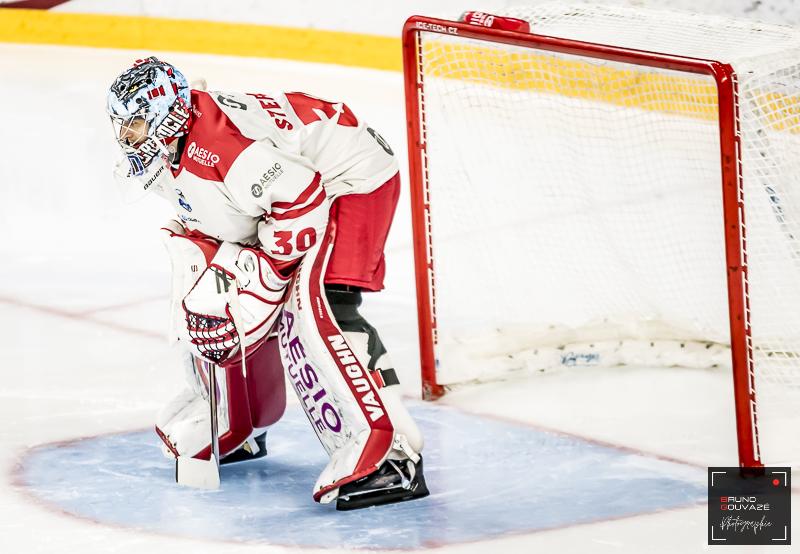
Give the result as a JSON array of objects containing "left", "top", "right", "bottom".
[
  {"left": 175, "top": 360, "right": 221, "bottom": 490},
  {"left": 175, "top": 454, "right": 220, "bottom": 490}
]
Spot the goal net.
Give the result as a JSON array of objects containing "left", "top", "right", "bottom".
[{"left": 403, "top": 3, "right": 800, "bottom": 467}]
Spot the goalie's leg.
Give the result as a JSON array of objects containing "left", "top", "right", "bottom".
[
  {"left": 281, "top": 214, "right": 429, "bottom": 509},
  {"left": 158, "top": 222, "right": 287, "bottom": 466},
  {"left": 325, "top": 284, "right": 428, "bottom": 510},
  {"left": 325, "top": 284, "right": 424, "bottom": 453},
  {"left": 155, "top": 337, "right": 286, "bottom": 465}
]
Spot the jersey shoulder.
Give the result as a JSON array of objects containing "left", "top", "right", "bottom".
[
  {"left": 175, "top": 91, "right": 255, "bottom": 182},
  {"left": 282, "top": 92, "right": 359, "bottom": 128},
  {"left": 205, "top": 90, "right": 301, "bottom": 150}
]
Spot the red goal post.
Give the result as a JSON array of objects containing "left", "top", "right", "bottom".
[{"left": 401, "top": 15, "right": 760, "bottom": 467}]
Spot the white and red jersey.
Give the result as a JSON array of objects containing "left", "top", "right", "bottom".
[{"left": 148, "top": 89, "right": 398, "bottom": 269}]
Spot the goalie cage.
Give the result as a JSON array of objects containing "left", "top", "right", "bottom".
[{"left": 402, "top": 3, "right": 800, "bottom": 468}]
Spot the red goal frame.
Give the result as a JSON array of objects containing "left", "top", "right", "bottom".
[{"left": 402, "top": 15, "right": 761, "bottom": 468}]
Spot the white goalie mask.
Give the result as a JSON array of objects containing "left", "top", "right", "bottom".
[{"left": 106, "top": 57, "right": 192, "bottom": 199}]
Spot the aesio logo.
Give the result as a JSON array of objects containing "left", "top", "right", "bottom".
[{"left": 187, "top": 142, "right": 220, "bottom": 167}]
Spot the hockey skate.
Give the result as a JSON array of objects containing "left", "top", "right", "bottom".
[
  {"left": 220, "top": 432, "right": 267, "bottom": 465},
  {"left": 336, "top": 456, "right": 429, "bottom": 511}
]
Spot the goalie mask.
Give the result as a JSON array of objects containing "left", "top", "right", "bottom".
[{"left": 107, "top": 57, "right": 191, "bottom": 182}]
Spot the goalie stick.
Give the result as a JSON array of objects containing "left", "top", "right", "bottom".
[
  {"left": 175, "top": 358, "right": 221, "bottom": 490},
  {"left": 174, "top": 271, "right": 249, "bottom": 490}
]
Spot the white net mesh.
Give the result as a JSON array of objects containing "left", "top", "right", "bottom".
[{"left": 414, "top": 2, "right": 800, "bottom": 465}]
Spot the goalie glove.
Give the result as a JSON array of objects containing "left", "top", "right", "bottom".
[
  {"left": 183, "top": 263, "right": 239, "bottom": 363},
  {"left": 182, "top": 243, "right": 291, "bottom": 364}
]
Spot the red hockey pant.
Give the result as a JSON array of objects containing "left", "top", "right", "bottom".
[{"left": 323, "top": 173, "right": 401, "bottom": 291}]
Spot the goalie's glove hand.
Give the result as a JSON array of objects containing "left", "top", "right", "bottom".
[
  {"left": 181, "top": 244, "right": 292, "bottom": 364},
  {"left": 183, "top": 264, "right": 240, "bottom": 364},
  {"left": 232, "top": 247, "right": 292, "bottom": 333}
]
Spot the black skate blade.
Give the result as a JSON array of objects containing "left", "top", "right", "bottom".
[{"left": 336, "top": 474, "right": 429, "bottom": 511}]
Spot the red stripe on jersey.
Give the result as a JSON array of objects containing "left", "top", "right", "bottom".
[
  {"left": 174, "top": 91, "right": 254, "bottom": 181},
  {"left": 271, "top": 173, "right": 322, "bottom": 211},
  {"left": 270, "top": 189, "right": 326, "bottom": 221},
  {"left": 285, "top": 92, "right": 358, "bottom": 127}
]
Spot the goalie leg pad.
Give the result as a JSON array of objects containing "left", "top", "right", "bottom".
[
  {"left": 160, "top": 224, "right": 286, "bottom": 462},
  {"left": 156, "top": 352, "right": 234, "bottom": 459},
  {"left": 243, "top": 334, "right": 287, "bottom": 429},
  {"left": 326, "top": 285, "right": 424, "bottom": 457},
  {"left": 279, "top": 222, "right": 425, "bottom": 504},
  {"left": 156, "top": 337, "right": 286, "bottom": 462},
  {"left": 279, "top": 225, "right": 395, "bottom": 503}
]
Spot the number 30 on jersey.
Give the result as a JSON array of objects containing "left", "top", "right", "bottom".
[{"left": 272, "top": 228, "right": 317, "bottom": 256}]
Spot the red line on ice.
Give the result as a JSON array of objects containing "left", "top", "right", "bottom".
[{"left": 0, "top": 294, "right": 163, "bottom": 340}]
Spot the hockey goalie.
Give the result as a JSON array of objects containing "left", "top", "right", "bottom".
[{"left": 106, "top": 57, "right": 428, "bottom": 510}]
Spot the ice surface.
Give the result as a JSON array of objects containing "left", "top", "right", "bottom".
[{"left": 17, "top": 403, "right": 706, "bottom": 549}]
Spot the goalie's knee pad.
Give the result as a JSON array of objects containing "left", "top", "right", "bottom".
[
  {"left": 156, "top": 336, "right": 287, "bottom": 461},
  {"left": 325, "top": 285, "right": 424, "bottom": 456}
]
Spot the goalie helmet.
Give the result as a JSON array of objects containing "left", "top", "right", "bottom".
[{"left": 107, "top": 57, "right": 191, "bottom": 177}]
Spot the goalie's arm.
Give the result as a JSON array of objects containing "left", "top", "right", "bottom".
[
  {"left": 256, "top": 176, "right": 330, "bottom": 278},
  {"left": 226, "top": 140, "right": 331, "bottom": 276}
]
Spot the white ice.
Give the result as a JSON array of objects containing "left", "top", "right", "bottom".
[{"left": 0, "top": 43, "right": 796, "bottom": 553}]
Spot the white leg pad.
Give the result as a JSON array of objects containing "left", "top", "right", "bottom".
[
  {"left": 342, "top": 330, "right": 424, "bottom": 457},
  {"left": 278, "top": 228, "right": 396, "bottom": 503},
  {"left": 156, "top": 353, "right": 232, "bottom": 458}
]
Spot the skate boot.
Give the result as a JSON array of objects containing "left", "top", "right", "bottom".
[
  {"left": 336, "top": 456, "right": 429, "bottom": 511},
  {"left": 220, "top": 432, "right": 267, "bottom": 465}
]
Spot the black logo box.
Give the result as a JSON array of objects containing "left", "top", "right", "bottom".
[{"left": 708, "top": 467, "right": 791, "bottom": 545}]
